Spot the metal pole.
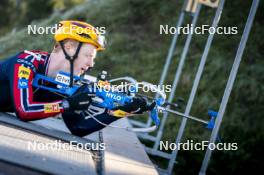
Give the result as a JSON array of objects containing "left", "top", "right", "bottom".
[
  {"left": 199, "top": 0, "right": 259, "bottom": 174},
  {"left": 153, "top": 4, "right": 202, "bottom": 150},
  {"left": 97, "top": 131, "right": 105, "bottom": 175},
  {"left": 146, "top": 0, "right": 189, "bottom": 127},
  {"left": 167, "top": 0, "right": 226, "bottom": 173}
]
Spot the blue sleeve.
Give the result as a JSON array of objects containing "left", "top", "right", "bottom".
[{"left": 62, "top": 110, "right": 119, "bottom": 137}]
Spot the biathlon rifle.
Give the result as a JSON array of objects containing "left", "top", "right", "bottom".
[{"left": 32, "top": 70, "right": 218, "bottom": 132}]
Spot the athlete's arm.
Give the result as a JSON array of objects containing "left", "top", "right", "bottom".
[
  {"left": 11, "top": 54, "right": 64, "bottom": 121},
  {"left": 62, "top": 109, "right": 118, "bottom": 137}
]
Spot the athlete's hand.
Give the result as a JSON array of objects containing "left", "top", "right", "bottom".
[
  {"left": 114, "top": 97, "right": 151, "bottom": 114},
  {"left": 63, "top": 85, "right": 95, "bottom": 111}
]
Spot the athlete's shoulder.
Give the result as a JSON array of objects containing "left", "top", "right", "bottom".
[
  {"left": 15, "top": 50, "right": 50, "bottom": 71},
  {"left": 17, "top": 50, "right": 49, "bottom": 61}
]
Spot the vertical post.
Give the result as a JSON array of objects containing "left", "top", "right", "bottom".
[
  {"left": 153, "top": 4, "right": 202, "bottom": 150},
  {"left": 199, "top": 0, "right": 259, "bottom": 174},
  {"left": 167, "top": 0, "right": 226, "bottom": 173},
  {"left": 94, "top": 131, "right": 105, "bottom": 175},
  {"left": 146, "top": 0, "right": 189, "bottom": 127}
]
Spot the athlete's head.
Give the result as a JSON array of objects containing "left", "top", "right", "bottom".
[
  {"left": 49, "top": 20, "right": 106, "bottom": 81},
  {"left": 52, "top": 39, "right": 97, "bottom": 76}
]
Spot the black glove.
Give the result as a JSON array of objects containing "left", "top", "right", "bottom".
[
  {"left": 63, "top": 85, "right": 94, "bottom": 111},
  {"left": 115, "top": 97, "right": 150, "bottom": 114}
]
